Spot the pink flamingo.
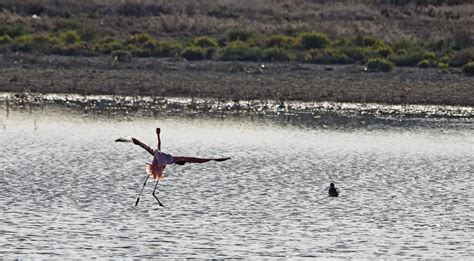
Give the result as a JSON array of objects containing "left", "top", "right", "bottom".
[{"left": 116, "top": 128, "right": 230, "bottom": 207}]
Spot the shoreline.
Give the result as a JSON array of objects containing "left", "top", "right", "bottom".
[
  {"left": 0, "top": 54, "right": 473, "bottom": 108},
  {"left": 1, "top": 92, "right": 472, "bottom": 119}
]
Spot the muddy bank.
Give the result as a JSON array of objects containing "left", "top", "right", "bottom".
[
  {"left": 1, "top": 91, "right": 472, "bottom": 120},
  {"left": 0, "top": 53, "right": 473, "bottom": 106}
]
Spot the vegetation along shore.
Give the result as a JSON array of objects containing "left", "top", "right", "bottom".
[{"left": 0, "top": 0, "right": 473, "bottom": 106}]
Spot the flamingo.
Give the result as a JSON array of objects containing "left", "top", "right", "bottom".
[{"left": 116, "top": 127, "right": 230, "bottom": 207}]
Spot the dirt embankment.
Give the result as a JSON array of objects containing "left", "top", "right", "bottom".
[{"left": 0, "top": 53, "right": 473, "bottom": 106}]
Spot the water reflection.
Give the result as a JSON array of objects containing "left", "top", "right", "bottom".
[{"left": 0, "top": 105, "right": 473, "bottom": 258}]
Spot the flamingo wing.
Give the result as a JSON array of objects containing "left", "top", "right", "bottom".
[
  {"left": 115, "top": 136, "right": 154, "bottom": 156},
  {"left": 173, "top": 156, "right": 230, "bottom": 165}
]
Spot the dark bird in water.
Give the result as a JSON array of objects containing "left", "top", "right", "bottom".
[
  {"left": 116, "top": 127, "right": 230, "bottom": 207},
  {"left": 327, "top": 183, "right": 340, "bottom": 197}
]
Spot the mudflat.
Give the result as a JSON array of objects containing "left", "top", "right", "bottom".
[{"left": 0, "top": 53, "right": 472, "bottom": 106}]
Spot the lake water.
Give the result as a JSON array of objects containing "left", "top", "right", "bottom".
[{"left": 0, "top": 105, "right": 473, "bottom": 258}]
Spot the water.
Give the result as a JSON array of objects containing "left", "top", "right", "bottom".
[{"left": 1, "top": 105, "right": 473, "bottom": 258}]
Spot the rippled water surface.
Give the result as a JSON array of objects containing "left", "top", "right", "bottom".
[{"left": 1, "top": 106, "right": 473, "bottom": 258}]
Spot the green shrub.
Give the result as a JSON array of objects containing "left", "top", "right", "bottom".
[
  {"left": 205, "top": 47, "right": 217, "bottom": 59},
  {"left": 33, "top": 34, "right": 60, "bottom": 45},
  {"left": 181, "top": 46, "right": 206, "bottom": 60},
  {"left": 335, "top": 37, "right": 352, "bottom": 47},
  {"left": 462, "top": 61, "right": 474, "bottom": 75},
  {"left": 339, "top": 46, "right": 366, "bottom": 62},
  {"left": 0, "top": 24, "right": 28, "bottom": 37},
  {"left": 128, "top": 46, "right": 152, "bottom": 57},
  {"left": 376, "top": 46, "right": 393, "bottom": 57},
  {"left": 366, "top": 58, "right": 395, "bottom": 72},
  {"left": 17, "top": 35, "right": 33, "bottom": 43},
  {"left": 219, "top": 41, "right": 263, "bottom": 61},
  {"left": 451, "top": 29, "right": 473, "bottom": 50},
  {"left": 393, "top": 38, "right": 421, "bottom": 52},
  {"left": 297, "top": 32, "right": 331, "bottom": 50},
  {"left": 8, "top": 33, "right": 62, "bottom": 53},
  {"left": 52, "top": 43, "right": 88, "bottom": 56},
  {"left": 429, "top": 38, "right": 456, "bottom": 53},
  {"left": 11, "top": 35, "right": 34, "bottom": 51},
  {"left": 126, "top": 38, "right": 182, "bottom": 57},
  {"left": 262, "top": 47, "right": 294, "bottom": 62},
  {"left": 388, "top": 50, "right": 425, "bottom": 66},
  {"left": 423, "top": 50, "right": 436, "bottom": 60},
  {"left": 324, "top": 48, "right": 352, "bottom": 64},
  {"left": 0, "top": 35, "right": 12, "bottom": 44},
  {"left": 304, "top": 47, "right": 352, "bottom": 64},
  {"left": 59, "top": 30, "right": 80, "bottom": 44},
  {"left": 439, "top": 55, "right": 450, "bottom": 64},
  {"left": 93, "top": 39, "right": 123, "bottom": 54},
  {"left": 417, "top": 59, "right": 430, "bottom": 68},
  {"left": 449, "top": 49, "right": 474, "bottom": 67},
  {"left": 128, "top": 33, "right": 154, "bottom": 45},
  {"left": 437, "top": 62, "right": 449, "bottom": 70},
  {"left": 151, "top": 40, "right": 182, "bottom": 57},
  {"left": 304, "top": 48, "right": 321, "bottom": 62},
  {"left": 192, "top": 36, "right": 218, "bottom": 48},
  {"left": 77, "top": 27, "right": 99, "bottom": 42},
  {"left": 354, "top": 35, "right": 386, "bottom": 48},
  {"left": 226, "top": 28, "right": 254, "bottom": 42},
  {"left": 361, "top": 46, "right": 393, "bottom": 59},
  {"left": 246, "top": 34, "right": 268, "bottom": 48},
  {"left": 265, "top": 34, "right": 295, "bottom": 49},
  {"left": 30, "top": 34, "right": 61, "bottom": 53}
]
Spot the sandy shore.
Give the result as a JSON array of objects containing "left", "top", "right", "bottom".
[{"left": 0, "top": 53, "right": 473, "bottom": 106}]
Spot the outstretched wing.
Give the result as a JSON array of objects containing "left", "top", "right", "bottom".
[
  {"left": 173, "top": 156, "right": 230, "bottom": 165},
  {"left": 213, "top": 157, "right": 231, "bottom": 162},
  {"left": 115, "top": 136, "right": 154, "bottom": 156}
]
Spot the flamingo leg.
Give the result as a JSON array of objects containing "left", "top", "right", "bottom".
[
  {"left": 152, "top": 180, "right": 165, "bottom": 207},
  {"left": 135, "top": 175, "right": 149, "bottom": 207}
]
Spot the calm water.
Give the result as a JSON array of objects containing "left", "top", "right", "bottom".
[{"left": 0, "top": 106, "right": 473, "bottom": 258}]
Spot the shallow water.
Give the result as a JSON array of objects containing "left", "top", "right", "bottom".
[{"left": 0, "top": 105, "right": 473, "bottom": 258}]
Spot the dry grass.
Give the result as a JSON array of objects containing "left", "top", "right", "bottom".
[{"left": 0, "top": 0, "right": 472, "bottom": 44}]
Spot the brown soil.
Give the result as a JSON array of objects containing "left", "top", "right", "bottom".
[{"left": 0, "top": 53, "right": 473, "bottom": 106}]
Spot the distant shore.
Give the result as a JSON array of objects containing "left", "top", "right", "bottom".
[{"left": 0, "top": 54, "right": 473, "bottom": 106}]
